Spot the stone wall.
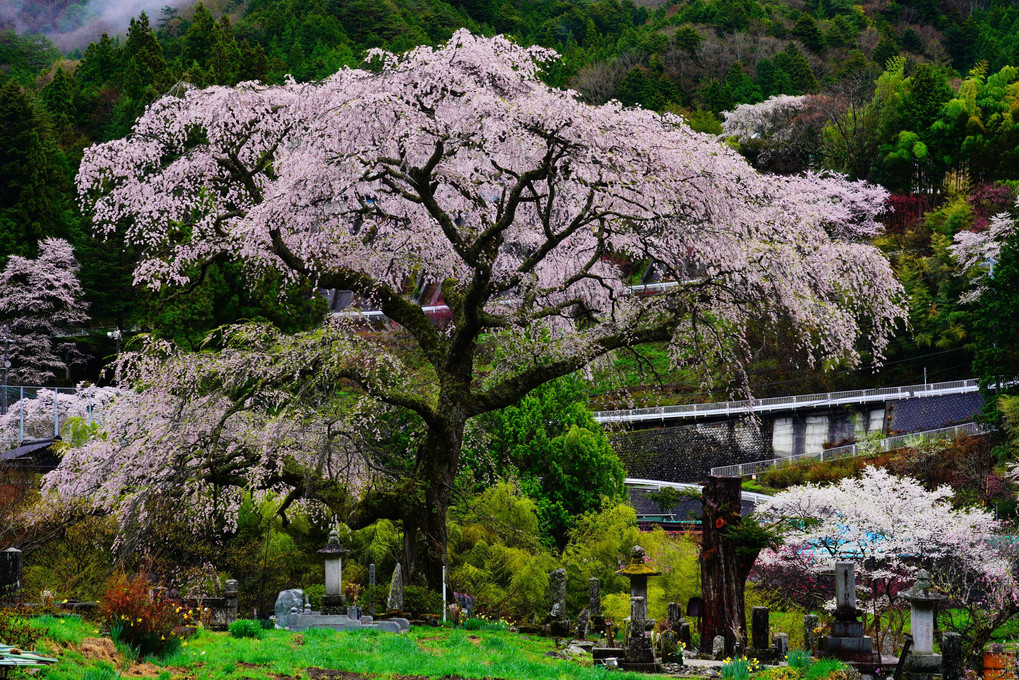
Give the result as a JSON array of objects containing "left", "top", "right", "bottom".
[
  {"left": 611, "top": 393, "right": 986, "bottom": 482},
  {"left": 612, "top": 419, "right": 773, "bottom": 483}
]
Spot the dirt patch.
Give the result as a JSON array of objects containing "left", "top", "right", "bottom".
[
  {"left": 124, "top": 662, "right": 163, "bottom": 677},
  {"left": 79, "top": 637, "right": 119, "bottom": 665},
  {"left": 238, "top": 662, "right": 269, "bottom": 669}
]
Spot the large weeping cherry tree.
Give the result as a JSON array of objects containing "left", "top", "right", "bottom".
[{"left": 73, "top": 32, "right": 905, "bottom": 587}]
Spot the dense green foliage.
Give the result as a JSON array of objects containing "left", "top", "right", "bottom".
[{"left": 462, "top": 375, "right": 626, "bottom": 548}]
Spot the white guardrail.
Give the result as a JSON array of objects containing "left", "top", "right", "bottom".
[
  {"left": 708, "top": 422, "right": 990, "bottom": 478},
  {"left": 592, "top": 378, "right": 981, "bottom": 424},
  {"left": 625, "top": 477, "right": 773, "bottom": 506}
]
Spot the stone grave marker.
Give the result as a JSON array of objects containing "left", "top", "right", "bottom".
[
  {"left": 275, "top": 589, "right": 304, "bottom": 629},
  {"left": 387, "top": 563, "right": 404, "bottom": 611}
]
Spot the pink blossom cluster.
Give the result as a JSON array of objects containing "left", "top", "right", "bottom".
[
  {"left": 78, "top": 30, "right": 904, "bottom": 381},
  {"left": 42, "top": 323, "right": 382, "bottom": 531},
  {"left": 755, "top": 466, "right": 1018, "bottom": 611}
]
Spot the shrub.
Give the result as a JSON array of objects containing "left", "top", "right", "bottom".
[
  {"left": 787, "top": 649, "right": 813, "bottom": 670},
  {"left": 100, "top": 572, "right": 191, "bottom": 659},
  {"left": 0, "top": 609, "right": 41, "bottom": 649},
  {"left": 825, "top": 668, "right": 862, "bottom": 680},
  {"left": 757, "top": 667, "right": 804, "bottom": 680},
  {"left": 228, "top": 619, "right": 263, "bottom": 639},
  {"left": 403, "top": 586, "right": 442, "bottom": 617}
]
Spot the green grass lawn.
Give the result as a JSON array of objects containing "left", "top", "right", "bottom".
[{"left": 26, "top": 617, "right": 653, "bottom": 680}]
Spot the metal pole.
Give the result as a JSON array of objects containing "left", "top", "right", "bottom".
[
  {"left": 1, "top": 323, "right": 8, "bottom": 416},
  {"left": 54, "top": 388, "right": 59, "bottom": 438},
  {"left": 19, "top": 386, "right": 24, "bottom": 443},
  {"left": 442, "top": 565, "right": 447, "bottom": 623}
]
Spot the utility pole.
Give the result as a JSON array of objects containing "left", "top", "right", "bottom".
[{"left": 1, "top": 324, "right": 8, "bottom": 416}]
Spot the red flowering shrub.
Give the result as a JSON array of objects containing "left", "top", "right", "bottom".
[{"left": 100, "top": 572, "right": 194, "bottom": 658}]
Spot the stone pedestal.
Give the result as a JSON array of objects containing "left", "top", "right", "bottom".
[
  {"left": 622, "top": 596, "right": 659, "bottom": 672},
  {"left": 321, "top": 594, "right": 346, "bottom": 615}
]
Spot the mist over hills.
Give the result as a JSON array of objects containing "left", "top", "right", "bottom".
[{"left": 1, "top": 0, "right": 188, "bottom": 50}]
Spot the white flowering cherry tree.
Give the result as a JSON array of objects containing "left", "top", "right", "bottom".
[
  {"left": 75, "top": 32, "right": 904, "bottom": 586},
  {"left": 755, "top": 466, "right": 1018, "bottom": 661},
  {"left": 0, "top": 238, "right": 89, "bottom": 384}
]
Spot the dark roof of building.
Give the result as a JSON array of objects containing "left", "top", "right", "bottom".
[{"left": 0, "top": 438, "right": 60, "bottom": 469}]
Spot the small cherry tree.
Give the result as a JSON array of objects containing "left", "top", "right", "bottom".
[
  {"left": 0, "top": 384, "right": 123, "bottom": 450},
  {"left": 755, "top": 466, "right": 1017, "bottom": 660},
  {"left": 0, "top": 238, "right": 89, "bottom": 384},
  {"left": 74, "top": 32, "right": 904, "bottom": 586}
]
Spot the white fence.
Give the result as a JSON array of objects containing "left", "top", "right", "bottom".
[
  {"left": 709, "top": 422, "right": 990, "bottom": 478},
  {"left": 593, "top": 378, "right": 981, "bottom": 424},
  {"left": 0, "top": 386, "right": 98, "bottom": 444}
]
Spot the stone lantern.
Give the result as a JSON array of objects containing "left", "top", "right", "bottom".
[
  {"left": 317, "top": 529, "right": 350, "bottom": 615},
  {"left": 903, "top": 570, "right": 944, "bottom": 674},
  {"left": 616, "top": 545, "right": 661, "bottom": 602},
  {"left": 616, "top": 545, "right": 662, "bottom": 671}
]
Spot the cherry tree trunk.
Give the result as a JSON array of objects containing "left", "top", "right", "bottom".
[
  {"left": 404, "top": 410, "right": 465, "bottom": 594},
  {"left": 700, "top": 476, "right": 753, "bottom": 656}
]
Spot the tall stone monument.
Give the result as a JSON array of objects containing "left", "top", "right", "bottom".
[
  {"left": 387, "top": 563, "right": 404, "bottom": 612},
  {"left": 589, "top": 577, "right": 604, "bottom": 634},
  {"left": 317, "top": 529, "right": 350, "bottom": 615},
  {"left": 368, "top": 563, "right": 376, "bottom": 615},
  {"left": 547, "top": 568, "right": 569, "bottom": 637},
  {"left": 1, "top": 548, "right": 22, "bottom": 603},
  {"left": 818, "top": 562, "right": 880, "bottom": 673}
]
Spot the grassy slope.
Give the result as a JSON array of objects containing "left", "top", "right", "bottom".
[{"left": 29, "top": 617, "right": 651, "bottom": 680}]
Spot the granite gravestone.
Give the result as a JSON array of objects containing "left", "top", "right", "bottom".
[{"left": 275, "top": 589, "right": 304, "bottom": 629}]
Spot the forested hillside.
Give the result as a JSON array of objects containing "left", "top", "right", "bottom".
[{"left": 2, "top": 0, "right": 1019, "bottom": 399}]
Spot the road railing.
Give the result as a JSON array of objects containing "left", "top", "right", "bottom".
[
  {"left": 708, "top": 421, "right": 990, "bottom": 478},
  {"left": 593, "top": 378, "right": 981, "bottom": 424}
]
